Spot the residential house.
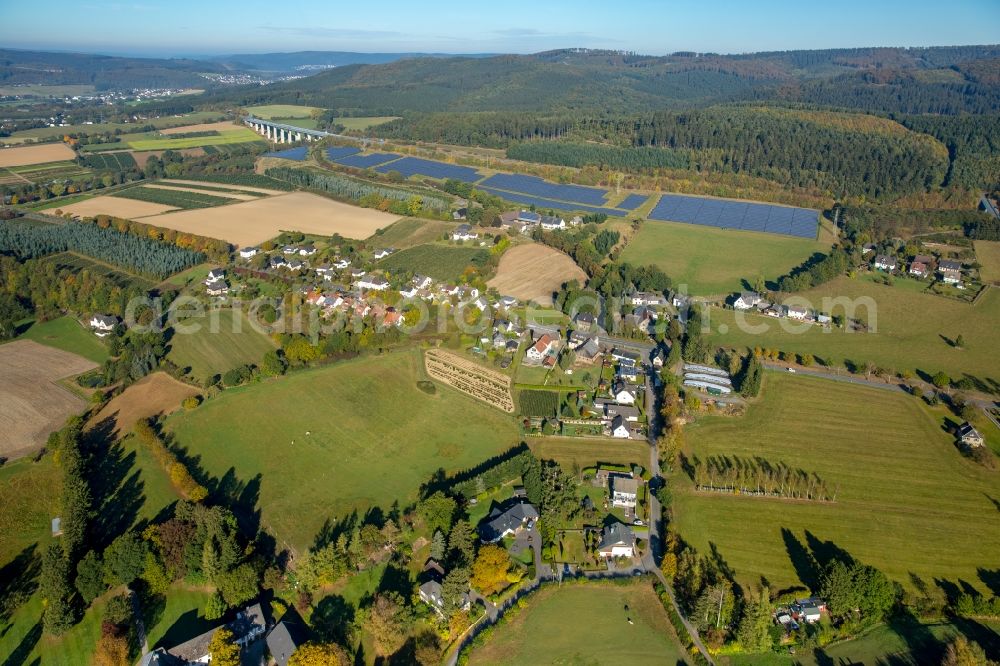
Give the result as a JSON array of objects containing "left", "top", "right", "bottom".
[
  {"left": 574, "top": 312, "right": 596, "bottom": 331},
  {"left": 333, "top": 258, "right": 351, "bottom": 269},
  {"left": 270, "top": 255, "right": 289, "bottom": 269},
  {"left": 786, "top": 305, "right": 808, "bottom": 320},
  {"left": 412, "top": 274, "right": 433, "bottom": 290},
  {"left": 525, "top": 334, "right": 557, "bottom": 365},
  {"left": 282, "top": 245, "right": 297, "bottom": 255},
  {"left": 570, "top": 215, "right": 583, "bottom": 226},
  {"left": 357, "top": 275, "right": 389, "bottom": 291},
  {"left": 610, "top": 414, "right": 632, "bottom": 439},
  {"left": 630, "top": 291, "right": 667, "bottom": 306},
  {"left": 610, "top": 475, "right": 639, "bottom": 509},
  {"left": 373, "top": 248, "right": 396, "bottom": 260},
  {"left": 478, "top": 501, "right": 539, "bottom": 542},
  {"left": 540, "top": 215, "right": 566, "bottom": 230},
  {"left": 517, "top": 210, "right": 541, "bottom": 225},
  {"left": 874, "top": 255, "right": 897, "bottom": 271},
  {"left": 611, "top": 349, "right": 641, "bottom": 364},
  {"left": 498, "top": 295, "right": 518, "bottom": 308},
  {"left": 913, "top": 254, "right": 935, "bottom": 267},
  {"left": 651, "top": 348, "right": 666, "bottom": 369},
  {"left": 453, "top": 207, "right": 468, "bottom": 220},
  {"left": 909, "top": 261, "right": 930, "bottom": 278},
  {"left": 492, "top": 332, "right": 507, "bottom": 349},
  {"left": 938, "top": 259, "right": 963, "bottom": 284},
  {"left": 382, "top": 309, "right": 403, "bottom": 328},
  {"left": 816, "top": 313, "right": 832, "bottom": 325},
  {"left": 604, "top": 403, "right": 640, "bottom": 423},
  {"left": 733, "top": 291, "right": 762, "bottom": 310},
  {"left": 286, "top": 260, "right": 303, "bottom": 272},
  {"left": 206, "top": 282, "right": 230, "bottom": 297},
  {"left": 598, "top": 522, "right": 636, "bottom": 558},
  {"left": 794, "top": 600, "right": 823, "bottom": 624},
  {"left": 672, "top": 294, "right": 689, "bottom": 309},
  {"left": 266, "top": 617, "right": 308, "bottom": 666},
  {"left": 298, "top": 245, "right": 316, "bottom": 256},
  {"left": 351, "top": 268, "right": 367, "bottom": 279},
  {"left": 399, "top": 285, "right": 419, "bottom": 299},
  {"left": 205, "top": 268, "right": 225, "bottom": 284},
  {"left": 958, "top": 422, "right": 985, "bottom": 448},
  {"left": 139, "top": 603, "right": 267, "bottom": 666},
  {"left": 238, "top": 246, "right": 259, "bottom": 259},
  {"left": 616, "top": 360, "right": 639, "bottom": 383},
  {"left": 452, "top": 224, "right": 479, "bottom": 241},
  {"left": 89, "top": 314, "right": 118, "bottom": 337},
  {"left": 612, "top": 380, "right": 639, "bottom": 405}
]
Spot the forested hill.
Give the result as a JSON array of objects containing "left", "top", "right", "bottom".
[{"left": 207, "top": 45, "right": 1000, "bottom": 115}]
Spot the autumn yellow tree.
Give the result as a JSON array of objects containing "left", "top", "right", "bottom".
[
  {"left": 93, "top": 630, "right": 129, "bottom": 666},
  {"left": 208, "top": 628, "right": 240, "bottom": 666},
  {"left": 470, "top": 544, "right": 515, "bottom": 596},
  {"left": 288, "top": 641, "right": 350, "bottom": 666}
]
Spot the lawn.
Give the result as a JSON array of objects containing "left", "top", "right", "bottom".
[
  {"left": 465, "top": 580, "right": 688, "bottom": 665},
  {"left": 705, "top": 275, "right": 1000, "bottom": 381},
  {"left": 975, "top": 240, "right": 1000, "bottom": 284},
  {"left": 127, "top": 128, "right": 262, "bottom": 151},
  {"left": 163, "top": 350, "right": 519, "bottom": 553},
  {"left": 672, "top": 372, "right": 1000, "bottom": 595},
  {"left": 15, "top": 315, "right": 109, "bottom": 364},
  {"left": 376, "top": 243, "right": 488, "bottom": 282},
  {"left": 167, "top": 308, "right": 277, "bottom": 382},
  {"left": 529, "top": 437, "right": 650, "bottom": 473},
  {"left": 145, "top": 584, "right": 218, "bottom": 651},
  {"left": 246, "top": 104, "right": 321, "bottom": 119},
  {"left": 368, "top": 217, "right": 454, "bottom": 249},
  {"left": 620, "top": 219, "right": 830, "bottom": 295}
]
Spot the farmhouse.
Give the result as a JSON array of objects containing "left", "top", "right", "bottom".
[
  {"left": 479, "top": 501, "right": 539, "bottom": 542},
  {"left": 266, "top": 618, "right": 308, "bottom": 666},
  {"left": 598, "top": 522, "right": 636, "bottom": 558},
  {"left": 139, "top": 603, "right": 267, "bottom": 666},
  {"left": 452, "top": 223, "right": 480, "bottom": 241},
  {"left": 957, "top": 422, "right": 985, "bottom": 448},
  {"left": 525, "top": 333, "right": 557, "bottom": 365},
  {"left": 239, "top": 246, "right": 259, "bottom": 258},
  {"left": 611, "top": 475, "right": 639, "bottom": 508},
  {"left": 89, "top": 314, "right": 118, "bottom": 336},
  {"left": 540, "top": 215, "right": 566, "bottom": 230},
  {"left": 733, "top": 291, "right": 762, "bottom": 310},
  {"left": 874, "top": 255, "right": 897, "bottom": 271}
]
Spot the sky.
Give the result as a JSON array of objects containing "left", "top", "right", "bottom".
[{"left": 1, "top": 0, "right": 998, "bottom": 57}]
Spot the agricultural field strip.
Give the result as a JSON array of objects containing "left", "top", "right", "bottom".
[
  {"left": 424, "top": 349, "right": 515, "bottom": 412},
  {"left": 158, "top": 179, "right": 285, "bottom": 195},
  {"left": 141, "top": 183, "right": 258, "bottom": 201}
]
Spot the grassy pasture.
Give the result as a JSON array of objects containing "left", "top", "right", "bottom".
[
  {"left": 528, "top": 437, "right": 650, "bottom": 471},
  {"left": 673, "top": 372, "right": 1000, "bottom": 595},
  {"left": 706, "top": 276, "right": 1000, "bottom": 381},
  {"left": 246, "top": 104, "right": 320, "bottom": 119},
  {"left": 620, "top": 219, "right": 830, "bottom": 295},
  {"left": 466, "top": 580, "right": 687, "bottom": 665},
  {"left": 376, "top": 243, "right": 488, "bottom": 281},
  {"left": 335, "top": 116, "right": 400, "bottom": 130},
  {"left": 975, "top": 240, "right": 1000, "bottom": 284},
  {"left": 17, "top": 314, "right": 109, "bottom": 363},
  {"left": 163, "top": 351, "right": 519, "bottom": 552},
  {"left": 127, "top": 128, "right": 262, "bottom": 151},
  {"left": 368, "top": 217, "right": 455, "bottom": 249},
  {"left": 167, "top": 309, "right": 277, "bottom": 382}
]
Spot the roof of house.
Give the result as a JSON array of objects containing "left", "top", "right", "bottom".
[
  {"left": 606, "top": 404, "right": 640, "bottom": 421},
  {"left": 612, "top": 476, "right": 639, "bottom": 496},
  {"left": 875, "top": 254, "right": 897, "bottom": 265},
  {"left": 91, "top": 314, "right": 117, "bottom": 326},
  {"left": 599, "top": 522, "right": 635, "bottom": 550},
  {"left": 958, "top": 422, "right": 982, "bottom": 439},
  {"left": 455, "top": 223, "right": 473, "bottom": 234},
  {"left": 613, "top": 380, "right": 638, "bottom": 396},
  {"left": 517, "top": 210, "right": 541, "bottom": 222},
  {"left": 479, "top": 501, "right": 539, "bottom": 541},
  {"left": 738, "top": 291, "right": 761, "bottom": 303},
  {"left": 938, "top": 259, "right": 962, "bottom": 271},
  {"left": 575, "top": 312, "right": 596, "bottom": 324},
  {"left": 419, "top": 579, "right": 443, "bottom": 603},
  {"left": 531, "top": 334, "right": 555, "bottom": 354},
  {"left": 540, "top": 215, "right": 564, "bottom": 225},
  {"left": 266, "top": 618, "right": 309, "bottom": 666},
  {"left": 913, "top": 254, "right": 934, "bottom": 265},
  {"left": 166, "top": 603, "right": 265, "bottom": 661}
]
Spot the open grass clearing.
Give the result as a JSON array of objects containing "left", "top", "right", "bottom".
[
  {"left": 706, "top": 275, "right": 1000, "bottom": 381},
  {"left": 975, "top": 240, "right": 1000, "bottom": 284},
  {"left": 528, "top": 437, "right": 650, "bottom": 472},
  {"left": 164, "top": 350, "right": 519, "bottom": 553},
  {"left": 167, "top": 309, "right": 277, "bottom": 383},
  {"left": 246, "top": 104, "right": 321, "bottom": 119},
  {"left": 466, "top": 580, "right": 687, "bottom": 665},
  {"left": 0, "top": 142, "right": 77, "bottom": 167},
  {"left": 377, "top": 243, "right": 487, "bottom": 282},
  {"left": 127, "top": 128, "right": 262, "bottom": 151},
  {"left": 367, "top": 217, "right": 454, "bottom": 248},
  {"left": 136, "top": 192, "right": 401, "bottom": 247},
  {"left": 0, "top": 340, "right": 98, "bottom": 459},
  {"left": 159, "top": 121, "right": 241, "bottom": 135},
  {"left": 487, "top": 242, "right": 587, "bottom": 306},
  {"left": 0, "top": 456, "right": 60, "bottom": 565},
  {"left": 16, "top": 315, "right": 109, "bottom": 363},
  {"left": 673, "top": 372, "right": 1000, "bottom": 595},
  {"left": 620, "top": 219, "right": 830, "bottom": 296}
]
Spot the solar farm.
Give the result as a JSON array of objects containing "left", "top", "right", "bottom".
[
  {"left": 617, "top": 193, "right": 649, "bottom": 210},
  {"left": 332, "top": 152, "right": 401, "bottom": 169},
  {"left": 375, "top": 156, "right": 482, "bottom": 182},
  {"left": 325, "top": 145, "right": 360, "bottom": 160},
  {"left": 265, "top": 146, "right": 308, "bottom": 161},
  {"left": 649, "top": 194, "right": 818, "bottom": 239}
]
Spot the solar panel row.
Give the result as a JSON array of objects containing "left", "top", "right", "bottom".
[
  {"left": 649, "top": 194, "right": 818, "bottom": 239},
  {"left": 479, "top": 187, "right": 625, "bottom": 218},
  {"left": 481, "top": 173, "right": 610, "bottom": 206},
  {"left": 265, "top": 146, "right": 308, "bottom": 161},
  {"left": 332, "top": 152, "right": 401, "bottom": 169},
  {"left": 373, "top": 156, "right": 482, "bottom": 183},
  {"left": 618, "top": 194, "right": 649, "bottom": 210},
  {"left": 325, "top": 146, "right": 360, "bottom": 161}
]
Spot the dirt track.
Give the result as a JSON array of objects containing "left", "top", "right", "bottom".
[
  {"left": 487, "top": 243, "right": 587, "bottom": 307},
  {"left": 0, "top": 340, "right": 98, "bottom": 459}
]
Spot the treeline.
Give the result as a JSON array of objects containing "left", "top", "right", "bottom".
[
  {"left": 90, "top": 214, "right": 230, "bottom": 263},
  {"left": 507, "top": 141, "right": 690, "bottom": 171},
  {"left": 0, "top": 218, "right": 204, "bottom": 278},
  {"left": 266, "top": 166, "right": 450, "bottom": 215},
  {"left": 687, "top": 454, "right": 835, "bottom": 501},
  {"left": 133, "top": 419, "right": 208, "bottom": 501},
  {"left": 378, "top": 112, "right": 577, "bottom": 149}
]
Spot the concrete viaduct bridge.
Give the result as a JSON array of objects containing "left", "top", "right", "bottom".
[{"left": 243, "top": 116, "right": 333, "bottom": 143}]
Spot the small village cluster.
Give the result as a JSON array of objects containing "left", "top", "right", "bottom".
[
  {"left": 865, "top": 244, "right": 969, "bottom": 288},
  {"left": 730, "top": 290, "right": 832, "bottom": 325}
]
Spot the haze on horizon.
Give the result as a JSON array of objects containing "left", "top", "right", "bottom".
[{"left": 2, "top": 0, "right": 998, "bottom": 58}]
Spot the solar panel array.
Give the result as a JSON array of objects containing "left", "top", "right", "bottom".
[
  {"left": 265, "top": 146, "right": 308, "bottom": 161},
  {"left": 618, "top": 194, "right": 649, "bottom": 210},
  {"left": 479, "top": 187, "right": 624, "bottom": 217},
  {"left": 325, "top": 146, "right": 360, "bottom": 161},
  {"left": 374, "top": 156, "right": 482, "bottom": 183},
  {"left": 649, "top": 194, "right": 818, "bottom": 239},
  {"left": 331, "top": 152, "right": 401, "bottom": 169},
  {"left": 480, "top": 173, "right": 610, "bottom": 206}
]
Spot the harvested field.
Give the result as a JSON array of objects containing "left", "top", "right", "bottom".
[
  {"left": 142, "top": 183, "right": 257, "bottom": 201},
  {"left": 89, "top": 372, "right": 199, "bottom": 438},
  {"left": 56, "top": 195, "right": 178, "bottom": 219},
  {"left": 160, "top": 178, "right": 285, "bottom": 196},
  {"left": 160, "top": 121, "right": 240, "bottom": 135},
  {"left": 0, "top": 340, "right": 98, "bottom": 458},
  {"left": 425, "top": 348, "right": 515, "bottom": 412},
  {"left": 0, "top": 142, "right": 76, "bottom": 167},
  {"left": 487, "top": 243, "right": 587, "bottom": 306},
  {"left": 131, "top": 147, "right": 204, "bottom": 168},
  {"left": 140, "top": 192, "right": 401, "bottom": 246}
]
